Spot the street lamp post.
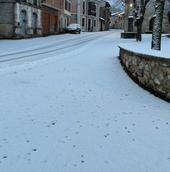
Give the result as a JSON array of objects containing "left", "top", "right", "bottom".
[
  {"left": 121, "top": 0, "right": 136, "bottom": 38},
  {"left": 124, "top": 0, "right": 130, "bottom": 33}
]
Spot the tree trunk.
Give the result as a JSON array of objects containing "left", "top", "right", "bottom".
[
  {"left": 151, "top": 0, "right": 165, "bottom": 50},
  {"left": 135, "top": 0, "right": 146, "bottom": 42}
]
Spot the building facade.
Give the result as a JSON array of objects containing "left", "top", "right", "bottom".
[
  {"left": 99, "top": 1, "right": 111, "bottom": 31},
  {"left": 71, "top": 0, "right": 111, "bottom": 32},
  {"left": 111, "top": 12, "right": 124, "bottom": 29},
  {"left": 42, "top": 0, "right": 62, "bottom": 35},
  {"left": 42, "top": 0, "right": 72, "bottom": 35},
  {"left": 0, "top": 0, "right": 42, "bottom": 38}
]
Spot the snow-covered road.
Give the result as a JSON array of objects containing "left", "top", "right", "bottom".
[{"left": 0, "top": 30, "right": 170, "bottom": 172}]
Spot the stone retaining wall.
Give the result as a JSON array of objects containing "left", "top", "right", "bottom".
[{"left": 119, "top": 47, "right": 170, "bottom": 102}]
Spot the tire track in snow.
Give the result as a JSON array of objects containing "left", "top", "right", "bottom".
[{"left": 0, "top": 32, "right": 111, "bottom": 63}]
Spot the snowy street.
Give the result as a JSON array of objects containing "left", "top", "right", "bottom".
[{"left": 0, "top": 30, "right": 170, "bottom": 172}]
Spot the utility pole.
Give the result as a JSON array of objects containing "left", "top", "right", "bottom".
[{"left": 77, "top": 0, "right": 81, "bottom": 25}]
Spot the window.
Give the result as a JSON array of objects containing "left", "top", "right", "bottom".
[
  {"left": 83, "top": 1, "right": 85, "bottom": 15},
  {"left": 32, "top": 13, "right": 37, "bottom": 34},
  {"left": 65, "top": 0, "right": 71, "bottom": 12},
  {"left": 33, "top": 0, "right": 37, "bottom": 6},
  {"left": 88, "top": 2, "right": 96, "bottom": 16},
  {"left": 93, "top": 20, "right": 96, "bottom": 27}
]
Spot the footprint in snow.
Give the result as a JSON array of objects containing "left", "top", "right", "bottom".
[
  {"left": 104, "top": 133, "right": 110, "bottom": 138},
  {"left": 104, "top": 160, "right": 109, "bottom": 164},
  {"left": 51, "top": 122, "right": 56, "bottom": 125},
  {"left": 122, "top": 112, "right": 127, "bottom": 115},
  {"left": 2, "top": 156, "right": 7, "bottom": 159},
  {"left": 42, "top": 160, "right": 48, "bottom": 163},
  {"left": 105, "top": 123, "right": 110, "bottom": 127},
  {"left": 33, "top": 148, "right": 37, "bottom": 152},
  {"left": 26, "top": 140, "right": 30, "bottom": 143},
  {"left": 75, "top": 131, "right": 79, "bottom": 135}
]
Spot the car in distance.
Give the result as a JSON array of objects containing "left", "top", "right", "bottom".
[{"left": 66, "top": 24, "right": 81, "bottom": 34}]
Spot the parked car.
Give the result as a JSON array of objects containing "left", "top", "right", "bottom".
[{"left": 66, "top": 24, "right": 81, "bottom": 34}]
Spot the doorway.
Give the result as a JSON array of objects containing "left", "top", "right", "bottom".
[
  {"left": 20, "top": 10, "right": 27, "bottom": 35},
  {"left": 88, "top": 19, "right": 91, "bottom": 31},
  {"left": 32, "top": 13, "right": 37, "bottom": 35}
]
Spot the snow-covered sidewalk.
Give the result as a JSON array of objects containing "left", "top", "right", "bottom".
[
  {"left": 0, "top": 30, "right": 170, "bottom": 172},
  {"left": 119, "top": 34, "right": 170, "bottom": 58}
]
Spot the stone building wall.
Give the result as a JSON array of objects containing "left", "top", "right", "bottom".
[
  {"left": 0, "top": 0, "right": 42, "bottom": 38},
  {"left": 14, "top": 2, "right": 42, "bottom": 37},
  {"left": 119, "top": 47, "right": 170, "bottom": 101},
  {"left": 0, "top": 1, "right": 14, "bottom": 38},
  {"left": 71, "top": 0, "right": 109, "bottom": 32}
]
